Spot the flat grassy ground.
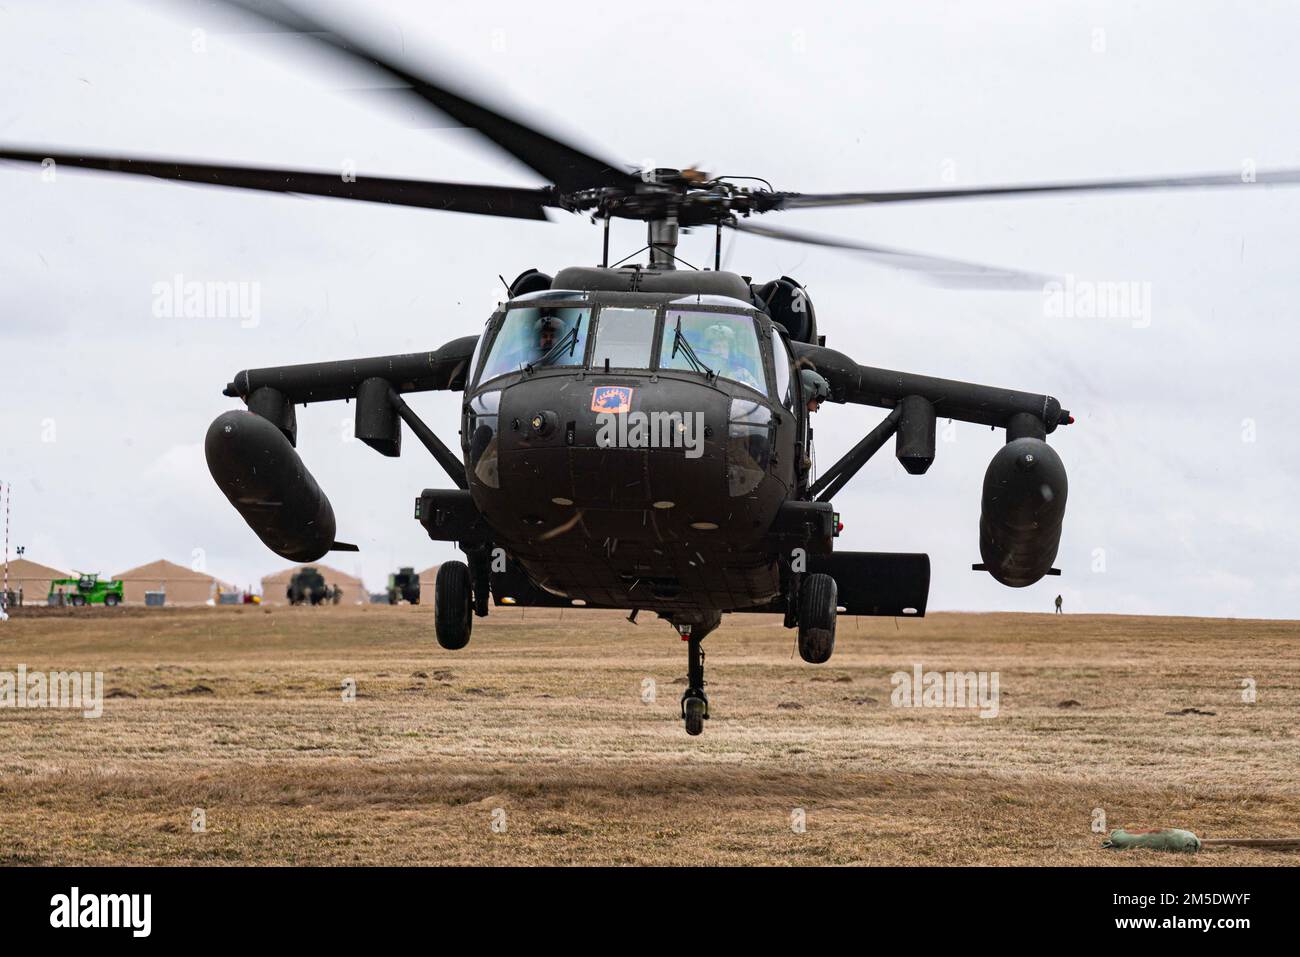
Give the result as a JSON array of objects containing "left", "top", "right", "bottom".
[{"left": 0, "top": 605, "right": 1296, "bottom": 865}]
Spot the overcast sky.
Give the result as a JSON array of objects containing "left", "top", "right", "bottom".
[{"left": 2, "top": 0, "right": 1298, "bottom": 618}]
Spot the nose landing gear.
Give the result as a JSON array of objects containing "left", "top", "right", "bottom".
[
  {"left": 680, "top": 631, "right": 709, "bottom": 735},
  {"left": 673, "top": 612, "right": 720, "bottom": 735}
]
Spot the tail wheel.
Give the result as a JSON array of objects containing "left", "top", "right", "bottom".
[
  {"left": 434, "top": 561, "right": 473, "bottom": 650},
  {"left": 797, "top": 573, "right": 837, "bottom": 664}
]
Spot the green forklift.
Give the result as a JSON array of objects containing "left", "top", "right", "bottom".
[{"left": 48, "top": 572, "right": 125, "bottom": 607}]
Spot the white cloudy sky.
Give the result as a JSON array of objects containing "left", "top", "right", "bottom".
[{"left": 1, "top": 0, "right": 1298, "bottom": 618}]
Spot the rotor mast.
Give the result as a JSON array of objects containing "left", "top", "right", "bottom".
[
  {"left": 648, "top": 215, "right": 679, "bottom": 269},
  {"left": 645, "top": 169, "right": 681, "bottom": 270}
]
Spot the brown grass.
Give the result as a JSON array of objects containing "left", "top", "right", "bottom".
[{"left": 0, "top": 605, "right": 1296, "bottom": 865}]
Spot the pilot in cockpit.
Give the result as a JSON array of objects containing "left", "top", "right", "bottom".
[
  {"left": 536, "top": 315, "right": 562, "bottom": 355},
  {"left": 700, "top": 323, "right": 760, "bottom": 389}
]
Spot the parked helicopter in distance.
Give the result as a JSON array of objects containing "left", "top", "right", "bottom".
[{"left": 6, "top": 0, "right": 1300, "bottom": 734}]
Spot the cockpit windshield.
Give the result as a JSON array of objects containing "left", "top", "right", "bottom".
[
  {"left": 659, "top": 310, "right": 767, "bottom": 396},
  {"left": 478, "top": 306, "right": 590, "bottom": 384},
  {"left": 591, "top": 307, "right": 656, "bottom": 369}
]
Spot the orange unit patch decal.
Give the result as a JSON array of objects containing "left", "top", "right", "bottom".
[{"left": 591, "top": 385, "right": 633, "bottom": 414}]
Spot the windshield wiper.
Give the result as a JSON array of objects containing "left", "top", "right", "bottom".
[
  {"left": 526, "top": 318, "right": 581, "bottom": 372},
  {"left": 671, "top": 317, "right": 714, "bottom": 377}
]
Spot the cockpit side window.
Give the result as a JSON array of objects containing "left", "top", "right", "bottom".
[
  {"left": 589, "top": 307, "right": 656, "bottom": 369},
  {"left": 466, "top": 313, "right": 494, "bottom": 388},
  {"left": 770, "top": 327, "right": 795, "bottom": 411},
  {"left": 478, "top": 306, "right": 590, "bottom": 385},
  {"left": 659, "top": 310, "right": 768, "bottom": 397}
]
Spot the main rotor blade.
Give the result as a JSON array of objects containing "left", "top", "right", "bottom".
[
  {"left": 211, "top": 0, "right": 637, "bottom": 192},
  {"left": 756, "top": 168, "right": 1300, "bottom": 210},
  {"left": 0, "top": 147, "right": 553, "bottom": 218},
  {"left": 727, "top": 218, "right": 1051, "bottom": 289}
]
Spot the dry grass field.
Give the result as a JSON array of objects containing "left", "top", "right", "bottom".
[{"left": 0, "top": 604, "right": 1296, "bottom": 866}]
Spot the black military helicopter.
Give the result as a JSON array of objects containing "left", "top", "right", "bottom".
[{"left": 6, "top": 1, "right": 1299, "bottom": 734}]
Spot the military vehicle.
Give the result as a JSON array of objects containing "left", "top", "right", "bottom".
[
  {"left": 286, "top": 567, "right": 330, "bottom": 606},
  {"left": 387, "top": 568, "right": 421, "bottom": 605}
]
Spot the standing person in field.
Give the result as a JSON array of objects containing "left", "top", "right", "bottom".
[{"left": 1054, "top": 594, "right": 1063, "bottom": 615}]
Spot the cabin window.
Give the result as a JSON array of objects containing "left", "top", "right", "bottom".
[
  {"left": 478, "top": 306, "right": 590, "bottom": 385},
  {"left": 659, "top": 310, "right": 768, "bottom": 396},
  {"left": 590, "top": 307, "right": 656, "bottom": 369}
]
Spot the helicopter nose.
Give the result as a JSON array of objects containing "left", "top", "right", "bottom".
[{"left": 489, "top": 377, "right": 735, "bottom": 534}]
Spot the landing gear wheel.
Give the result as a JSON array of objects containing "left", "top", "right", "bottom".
[
  {"left": 434, "top": 561, "right": 473, "bottom": 650},
  {"left": 798, "top": 572, "right": 837, "bottom": 664},
  {"left": 679, "top": 632, "right": 711, "bottom": 735},
  {"left": 683, "top": 696, "right": 707, "bottom": 736}
]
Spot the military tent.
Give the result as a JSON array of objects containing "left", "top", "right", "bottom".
[
  {"left": 112, "top": 559, "right": 235, "bottom": 605},
  {"left": 1, "top": 557, "right": 69, "bottom": 605}
]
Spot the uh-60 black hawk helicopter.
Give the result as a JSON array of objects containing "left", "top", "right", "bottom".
[{"left": 7, "top": 1, "right": 1300, "bottom": 734}]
